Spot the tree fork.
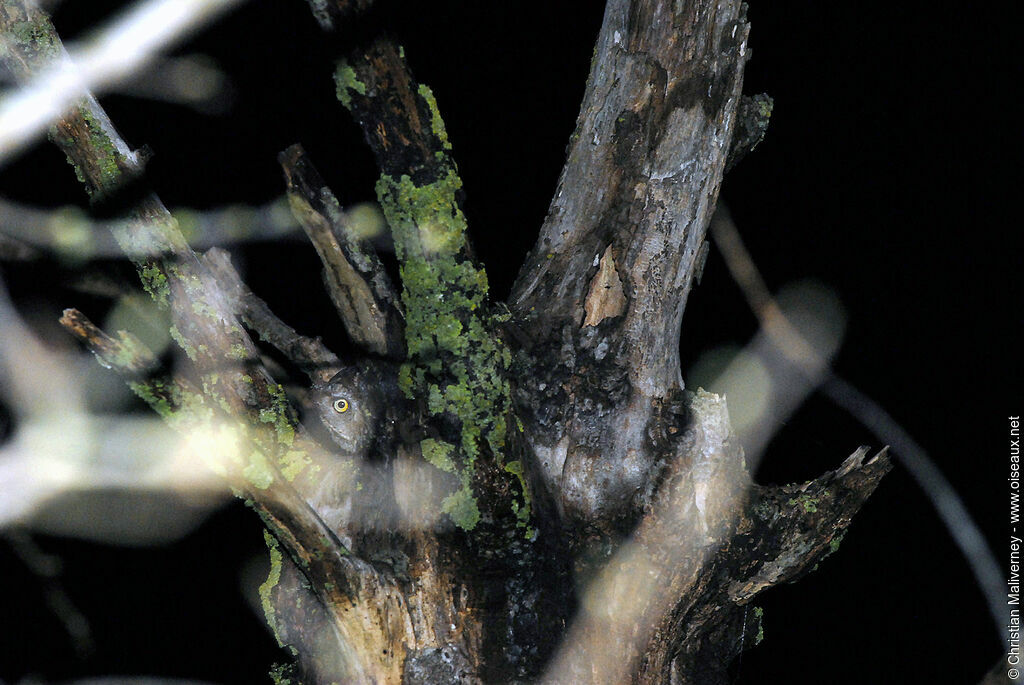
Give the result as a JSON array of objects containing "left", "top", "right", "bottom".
[{"left": 0, "top": 0, "right": 898, "bottom": 682}]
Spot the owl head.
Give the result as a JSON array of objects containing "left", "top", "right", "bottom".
[{"left": 312, "top": 366, "right": 385, "bottom": 457}]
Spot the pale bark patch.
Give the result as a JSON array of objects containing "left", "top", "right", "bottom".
[{"left": 583, "top": 245, "right": 627, "bottom": 327}]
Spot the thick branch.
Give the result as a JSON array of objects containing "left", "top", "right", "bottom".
[
  {"left": 646, "top": 446, "right": 893, "bottom": 684},
  {"left": 332, "top": 35, "right": 532, "bottom": 535},
  {"left": 546, "top": 390, "right": 891, "bottom": 684},
  {"left": 544, "top": 389, "right": 749, "bottom": 684},
  {"left": 335, "top": 38, "right": 453, "bottom": 186},
  {"left": 511, "top": 0, "right": 749, "bottom": 394},
  {"left": 279, "top": 144, "right": 404, "bottom": 359},
  {"left": 507, "top": 0, "right": 750, "bottom": 551}
]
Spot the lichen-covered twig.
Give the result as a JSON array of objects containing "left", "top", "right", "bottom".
[
  {"left": 0, "top": 0, "right": 241, "bottom": 163},
  {"left": 730, "top": 447, "right": 892, "bottom": 602},
  {"left": 279, "top": 144, "right": 404, "bottom": 359},
  {"left": 59, "top": 307, "right": 159, "bottom": 377},
  {"left": 334, "top": 36, "right": 528, "bottom": 533}
]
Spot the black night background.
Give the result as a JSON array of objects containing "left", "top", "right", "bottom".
[{"left": 0, "top": 1, "right": 1019, "bottom": 683}]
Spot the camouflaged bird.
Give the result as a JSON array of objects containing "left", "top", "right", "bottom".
[
  {"left": 310, "top": 360, "right": 416, "bottom": 460},
  {"left": 306, "top": 361, "right": 403, "bottom": 538}
]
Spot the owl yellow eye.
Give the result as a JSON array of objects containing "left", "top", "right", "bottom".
[{"left": 333, "top": 398, "right": 349, "bottom": 413}]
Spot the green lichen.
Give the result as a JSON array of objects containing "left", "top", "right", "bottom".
[
  {"left": 503, "top": 460, "right": 533, "bottom": 526},
  {"left": 127, "top": 377, "right": 211, "bottom": 427},
  {"left": 418, "top": 84, "right": 452, "bottom": 150},
  {"left": 201, "top": 374, "right": 238, "bottom": 415},
  {"left": 258, "top": 384, "right": 296, "bottom": 447},
  {"left": 8, "top": 18, "right": 60, "bottom": 63},
  {"left": 191, "top": 298, "right": 218, "bottom": 320},
  {"left": 379, "top": 170, "right": 474, "bottom": 261},
  {"left": 334, "top": 61, "right": 366, "bottom": 109},
  {"left": 421, "top": 438, "right": 456, "bottom": 473},
  {"left": 128, "top": 380, "right": 173, "bottom": 419},
  {"left": 268, "top": 662, "right": 295, "bottom": 685},
  {"left": 244, "top": 451, "right": 275, "bottom": 490},
  {"left": 165, "top": 262, "right": 203, "bottom": 293},
  {"left": 752, "top": 496, "right": 775, "bottom": 521},
  {"left": 139, "top": 263, "right": 169, "bottom": 307},
  {"left": 442, "top": 484, "right": 480, "bottom": 531},
  {"left": 259, "top": 530, "right": 286, "bottom": 648},
  {"left": 726, "top": 93, "right": 774, "bottom": 172},
  {"left": 227, "top": 343, "right": 250, "bottom": 361},
  {"left": 788, "top": 493, "right": 818, "bottom": 513},
  {"left": 280, "top": 449, "right": 315, "bottom": 483},
  {"left": 75, "top": 107, "right": 125, "bottom": 197},
  {"left": 822, "top": 530, "right": 846, "bottom": 561},
  {"left": 376, "top": 168, "right": 527, "bottom": 530},
  {"left": 753, "top": 606, "right": 764, "bottom": 645},
  {"left": 168, "top": 325, "right": 198, "bottom": 361},
  {"left": 111, "top": 330, "right": 152, "bottom": 369}
]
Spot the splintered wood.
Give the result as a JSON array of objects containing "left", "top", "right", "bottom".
[{"left": 583, "top": 245, "right": 627, "bottom": 327}]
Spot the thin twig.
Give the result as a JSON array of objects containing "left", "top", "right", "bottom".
[
  {"left": 0, "top": 197, "right": 300, "bottom": 260},
  {"left": 203, "top": 247, "right": 342, "bottom": 384},
  {"left": 0, "top": 0, "right": 244, "bottom": 165},
  {"left": 59, "top": 308, "right": 159, "bottom": 376},
  {"left": 4, "top": 530, "right": 94, "bottom": 657}
]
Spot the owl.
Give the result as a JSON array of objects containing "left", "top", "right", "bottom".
[{"left": 311, "top": 364, "right": 387, "bottom": 458}]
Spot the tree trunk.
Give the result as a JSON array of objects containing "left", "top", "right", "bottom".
[{"left": 0, "top": 0, "right": 891, "bottom": 682}]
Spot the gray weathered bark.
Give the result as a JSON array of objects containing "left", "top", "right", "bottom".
[{"left": 510, "top": 0, "right": 752, "bottom": 549}]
